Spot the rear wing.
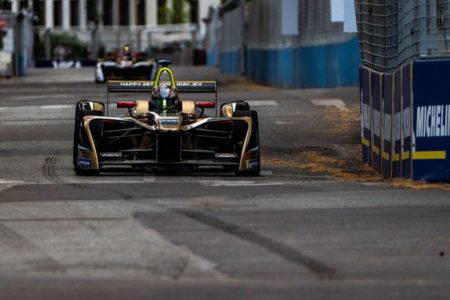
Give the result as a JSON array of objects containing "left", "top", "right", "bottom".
[
  {"left": 106, "top": 80, "right": 218, "bottom": 115},
  {"left": 107, "top": 80, "right": 217, "bottom": 93}
]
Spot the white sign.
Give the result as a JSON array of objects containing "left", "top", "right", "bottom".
[
  {"left": 416, "top": 105, "right": 450, "bottom": 138},
  {"left": 344, "top": 0, "right": 357, "bottom": 33},
  {"left": 331, "top": 0, "right": 344, "bottom": 22},
  {"left": 281, "top": 0, "right": 299, "bottom": 36}
]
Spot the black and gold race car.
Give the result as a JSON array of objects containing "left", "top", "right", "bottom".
[{"left": 74, "top": 60, "right": 260, "bottom": 176}]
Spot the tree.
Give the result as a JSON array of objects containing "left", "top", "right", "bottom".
[
  {"left": 158, "top": 0, "right": 191, "bottom": 24},
  {"left": 172, "top": 0, "right": 189, "bottom": 23}
]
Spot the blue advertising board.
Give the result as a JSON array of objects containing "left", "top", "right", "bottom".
[
  {"left": 402, "top": 63, "right": 412, "bottom": 178},
  {"left": 371, "top": 71, "right": 383, "bottom": 173},
  {"left": 392, "top": 69, "right": 402, "bottom": 178},
  {"left": 412, "top": 59, "right": 450, "bottom": 181},
  {"left": 382, "top": 73, "right": 394, "bottom": 178},
  {"left": 360, "top": 66, "right": 371, "bottom": 164},
  {"left": 360, "top": 59, "right": 450, "bottom": 181}
]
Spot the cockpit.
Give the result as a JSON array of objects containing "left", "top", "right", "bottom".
[{"left": 151, "top": 60, "right": 180, "bottom": 115}]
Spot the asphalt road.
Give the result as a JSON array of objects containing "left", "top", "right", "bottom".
[{"left": 0, "top": 67, "right": 449, "bottom": 299}]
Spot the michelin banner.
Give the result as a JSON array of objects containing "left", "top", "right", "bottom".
[
  {"left": 360, "top": 59, "right": 450, "bottom": 181},
  {"left": 402, "top": 64, "right": 412, "bottom": 179},
  {"left": 359, "top": 66, "right": 371, "bottom": 164},
  {"left": 383, "top": 73, "right": 394, "bottom": 178},
  {"left": 371, "top": 70, "right": 382, "bottom": 173},
  {"left": 412, "top": 60, "right": 450, "bottom": 181}
]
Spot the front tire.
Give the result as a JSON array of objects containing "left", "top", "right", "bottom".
[
  {"left": 73, "top": 101, "right": 103, "bottom": 176},
  {"left": 234, "top": 110, "right": 261, "bottom": 176}
]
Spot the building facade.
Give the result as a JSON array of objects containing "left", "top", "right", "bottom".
[
  {"left": 13, "top": 0, "right": 159, "bottom": 30},
  {"left": 6, "top": 0, "right": 219, "bottom": 51}
]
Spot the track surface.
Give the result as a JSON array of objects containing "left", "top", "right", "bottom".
[{"left": 0, "top": 67, "right": 449, "bottom": 299}]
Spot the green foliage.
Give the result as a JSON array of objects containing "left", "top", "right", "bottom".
[
  {"left": 158, "top": 0, "right": 190, "bottom": 24},
  {"left": 158, "top": 5, "right": 172, "bottom": 24},
  {"left": 172, "top": 0, "right": 189, "bottom": 23},
  {"left": 86, "top": 0, "right": 98, "bottom": 23},
  {"left": 49, "top": 32, "right": 87, "bottom": 59}
]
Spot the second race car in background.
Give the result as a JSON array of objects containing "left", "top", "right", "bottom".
[{"left": 95, "top": 44, "right": 158, "bottom": 83}]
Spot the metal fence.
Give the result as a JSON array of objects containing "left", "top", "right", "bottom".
[{"left": 356, "top": 0, "right": 450, "bottom": 72}]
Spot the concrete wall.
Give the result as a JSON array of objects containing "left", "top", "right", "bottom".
[
  {"left": 219, "top": 50, "right": 241, "bottom": 75},
  {"left": 246, "top": 35, "right": 360, "bottom": 89},
  {"left": 212, "top": 0, "right": 361, "bottom": 88}
]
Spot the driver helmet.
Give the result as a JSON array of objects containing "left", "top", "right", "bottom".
[
  {"left": 121, "top": 44, "right": 132, "bottom": 60},
  {"left": 123, "top": 44, "right": 131, "bottom": 54},
  {"left": 151, "top": 83, "right": 177, "bottom": 110}
]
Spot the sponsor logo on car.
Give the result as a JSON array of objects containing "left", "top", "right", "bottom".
[
  {"left": 100, "top": 152, "right": 122, "bottom": 158},
  {"left": 119, "top": 81, "right": 152, "bottom": 87},
  {"left": 215, "top": 153, "right": 238, "bottom": 159},
  {"left": 247, "top": 159, "right": 260, "bottom": 170},
  {"left": 176, "top": 81, "right": 203, "bottom": 87},
  {"left": 160, "top": 117, "right": 179, "bottom": 126},
  {"left": 79, "top": 158, "right": 92, "bottom": 168}
]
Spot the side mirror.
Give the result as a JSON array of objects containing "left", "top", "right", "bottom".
[{"left": 221, "top": 101, "right": 250, "bottom": 117}]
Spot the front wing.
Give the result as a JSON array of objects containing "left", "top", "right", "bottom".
[{"left": 75, "top": 116, "right": 259, "bottom": 172}]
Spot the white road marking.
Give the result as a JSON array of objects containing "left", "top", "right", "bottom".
[
  {"left": 41, "top": 104, "right": 73, "bottom": 109},
  {"left": 311, "top": 99, "right": 349, "bottom": 112},
  {"left": 246, "top": 100, "right": 278, "bottom": 107},
  {"left": 0, "top": 120, "right": 72, "bottom": 126},
  {"left": 0, "top": 176, "right": 157, "bottom": 187},
  {"left": 200, "top": 180, "right": 284, "bottom": 187},
  {"left": 273, "top": 121, "right": 296, "bottom": 125},
  {"left": 11, "top": 94, "right": 71, "bottom": 100},
  {"left": 60, "top": 177, "right": 156, "bottom": 185},
  {"left": 260, "top": 170, "right": 273, "bottom": 176},
  {"left": 362, "top": 182, "right": 384, "bottom": 186},
  {"left": 0, "top": 105, "right": 74, "bottom": 122},
  {"left": 0, "top": 103, "right": 125, "bottom": 111},
  {"left": 142, "top": 177, "right": 156, "bottom": 183},
  {"left": 0, "top": 179, "right": 27, "bottom": 192},
  {"left": 0, "top": 179, "right": 26, "bottom": 184}
]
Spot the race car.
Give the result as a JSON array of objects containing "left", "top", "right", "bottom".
[
  {"left": 74, "top": 60, "right": 260, "bottom": 176},
  {"left": 95, "top": 44, "right": 158, "bottom": 83}
]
